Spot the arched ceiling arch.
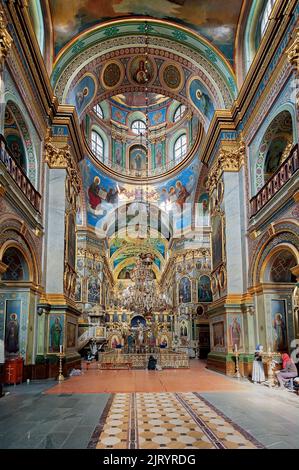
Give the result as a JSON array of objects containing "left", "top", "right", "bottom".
[{"left": 51, "top": 19, "right": 237, "bottom": 110}]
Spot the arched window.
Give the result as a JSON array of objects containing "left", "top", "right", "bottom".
[
  {"left": 2, "top": 247, "right": 29, "bottom": 281},
  {"left": 93, "top": 104, "right": 103, "bottom": 119},
  {"left": 261, "top": 0, "right": 275, "bottom": 36},
  {"left": 91, "top": 131, "right": 104, "bottom": 160},
  {"left": 174, "top": 134, "right": 187, "bottom": 160},
  {"left": 174, "top": 105, "right": 186, "bottom": 123},
  {"left": 131, "top": 120, "right": 146, "bottom": 135}
]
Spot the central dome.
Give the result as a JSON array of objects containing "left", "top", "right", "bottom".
[{"left": 83, "top": 91, "right": 201, "bottom": 182}]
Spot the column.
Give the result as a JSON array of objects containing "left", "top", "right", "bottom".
[
  {"left": 207, "top": 140, "right": 253, "bottom": 376},
  {"left": 39, "top": 133, "right": 81, "bottom": 375}
]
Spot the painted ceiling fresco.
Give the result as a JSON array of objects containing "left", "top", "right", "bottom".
[{"left": 49, "top": 0, "right": 244, "bottom": 64}]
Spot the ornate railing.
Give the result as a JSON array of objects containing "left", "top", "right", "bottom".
[
  {"left": 98, "top": 350, "right": 189, "bottom": 369},
  {"left": 250, "top": 144, "right": 299, "bottom": 217},
  {"left": 0, "top": 134, "right": 41, "bottom": 213}
]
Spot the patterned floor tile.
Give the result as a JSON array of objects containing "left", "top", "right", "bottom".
[{"left": 89, "top": 392, "right": 264, "bottom": 449}]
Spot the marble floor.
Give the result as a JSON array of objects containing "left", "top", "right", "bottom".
[{"left": 0, "top": 360, "right": 299, "bottom": 449}]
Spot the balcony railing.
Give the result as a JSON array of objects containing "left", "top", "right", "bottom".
[
  {"left": 0, "top": 134, "right": 41, "bottom": 213},
  {"left": 250, "top": 144, "right": 299, "bottom": 217}
]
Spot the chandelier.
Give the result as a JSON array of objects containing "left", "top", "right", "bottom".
[{"left": 119, "top": 253, "right": 171, "bottom": 315}]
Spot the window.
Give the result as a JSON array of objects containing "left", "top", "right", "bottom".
[
  {"left": 174, "top": 104, "right": 186, "bottom": 122},
  {"left": 174, "top": 134, "right": 187, "bottom": 160},
  {"left": 131, "top": 120, "right": 146, "bottom": 135},
  {"left": 93, "top": 104, "right": 103, "bottom": 119},
  {"left": 91, "top": 131, "right": 104, "bottom": 160},
  {"left": 261, "top": 0, "right": 275, "bottom": 35}
]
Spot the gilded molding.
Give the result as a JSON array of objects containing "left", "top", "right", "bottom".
[
  {"left": 287, "top": 27, "right": 299, "bottom": 74},
  {"left": 44, "top": 136, "right": 81, "bottom": 195},
  {"left": 0, "top": 7, "right": 13, "bottom": 69},
  {"left": 207, "top": 141, "right": 245, "bottom": 192}
]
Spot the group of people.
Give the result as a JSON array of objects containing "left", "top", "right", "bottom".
[{"left": 252, "top": 344, "right": 298, "bottom": 390}]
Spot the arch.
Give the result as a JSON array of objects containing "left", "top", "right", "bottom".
[
  {"left": 51, "top": 19, "right": 236, "bottom": 109},
  {"left": 260, "top": 244, "right": 299, "bottom": 284},
  {"left": 3, "top": 100, "right": 38, "bottom": 187},
  {"left": 250, "top": 220, "right": 299, "bottom": 287},
  {"left": 253, "top": 109, "right": 295, "bottom": 194},
  {"left": 0, "top": 215, "right": 40, "bottom": 285}
]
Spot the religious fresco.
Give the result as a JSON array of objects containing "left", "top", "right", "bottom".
[
  {"left": 49, "top": 0, "right": 242, "bottom": 64},
  {"left": 81, "top": 155, "right": 200, "bottom": 231},
  {"left": 154, "top": 142, "right": 164, "bottom": 168},
  {"left": 149, "top": 108, "right": 167, "bottom": 126},
  {"left": 114, "top": 141, "right": 124, "bottom": 167},
  {"left": 228, "top": 314, "right": 243, "bottom": 350},
  {"left": 198, "top": 275, "right": 212, "bottom": 303},
  {"left": 212, "top": 321, "right": 225, "bottom": 349},
  {"left": 129, "top": 146, "right": 147, "bottom": 171},
  {"left": 88, "top": 277, "right": 100, "bottom": 303},
  {"left": 271, "top": 299, "right": 288, "bottom": 352},
  {"left": 5, "top": 300, "right": 21, "bottom": 355},
  {"left": 111, "top": 106, "right": 127, "bottom": 125},
  {"left": 49, "top": 314, "right": 64, "bottom": 353},
  {"left": 211, "top": 214, "right": 223, "bottom": 270},
  {"left": 179, "top": 277, "right": 191, "bottom": 303},
  {"left": 66, "top": 73, "right": 97, "bottom": 115},
  {"left": 129, "top": 56, "right": 156, "bottom": 85},
  {"left": 188, "top": 78, "right": 215, "bottom": 122},
  {"left": 67, "top": 322, "right": 77, "bottom": 348}
]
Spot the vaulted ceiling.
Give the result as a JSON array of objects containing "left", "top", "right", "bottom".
[{"left": 48, "top": 0, "right": 244, "bottom": 66}]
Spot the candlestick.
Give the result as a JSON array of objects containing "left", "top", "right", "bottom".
[
  {"left": 234, "top": 344, "right": 238, "bottom": 353},
  {"left": 58, "top": 351, "right": 64, "bottom": 383}
]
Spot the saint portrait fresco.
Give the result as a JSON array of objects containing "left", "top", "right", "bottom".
[
  {"left": 211, "top": 214, "right": 223, "bottom": 269},
  {"left": 129, "top": 56, "right": 155, "bottom": 85},
  {"left": 212, "top": 321, "right": 225, "bottom": 349},
  {"left": 5, "top": 300, "right": 21, "bottom": 355},
  {"left": 49, "top": 315, "right": 64, "bottom": 353},
  {"left": 179, "top": 277, "right": 191, "bottom": 303},
  {"left": 198, "top": 275, "right": 212, "bottom": 303},
  {"left": 129, "top": 146, "right": 147, "bottom": 172},
  {"left": 229, "top": 315, "right": 242, "bottom": 350},
  {"left": 271, "top": 300, "right": 288, "bottom": 352}
]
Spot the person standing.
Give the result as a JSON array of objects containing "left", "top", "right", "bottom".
[{"left": 252, "top": 344, "right": 265, "bottom": 384}]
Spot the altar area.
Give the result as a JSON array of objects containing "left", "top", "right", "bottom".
[{"left": 98, "top": 349, "right": 189, "bottom": 369}]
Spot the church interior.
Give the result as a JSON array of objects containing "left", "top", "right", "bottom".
[{"left": 0, "top": 0, "right": 299, "bottom": 452}]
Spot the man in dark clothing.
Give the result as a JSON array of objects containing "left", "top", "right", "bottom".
[{"left": 148, "top": 355, "right": 157, "bottom": 370}]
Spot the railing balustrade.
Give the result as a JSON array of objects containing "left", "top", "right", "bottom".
[
  {"left": 0, "top": 134, "right": 41, "bottom": 213},
  {"left": 250, "top": 144, "right": 299, "bottom": 217}
]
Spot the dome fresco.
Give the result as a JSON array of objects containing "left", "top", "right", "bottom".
[{"left": 48, "top": 0, "right": 243, "bottom": 65}]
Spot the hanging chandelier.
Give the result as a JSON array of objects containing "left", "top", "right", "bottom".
[{"left": 118, "top": 253, "right": 171, "bottom": 315}]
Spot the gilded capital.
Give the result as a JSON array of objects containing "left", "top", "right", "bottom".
[
  {"left": 207, "top": 140, "right": 245, "bottom": 192},
  {"left": 0, "top": 8, "right": 13, "bottom": 68},
  {"left": 44, "top": 135, "right": 81, "bottom": 195}
]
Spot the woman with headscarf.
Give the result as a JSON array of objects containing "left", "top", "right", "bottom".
[
  {"left": 252, "top": 344, "right": 265, "bottom": 384},
  {"left": 275, "top": 353, "right": 298, "bottom": 388}
]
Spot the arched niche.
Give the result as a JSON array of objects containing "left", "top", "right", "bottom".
[
  {"left": 2, "top": 247, "right": 30, "bottom": 282},
  {"left": 254, "top": 110, "right": 294, "bottom": 193},
  {"left": 128, "top": 145, "right": 147, "bottom": 172}
]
